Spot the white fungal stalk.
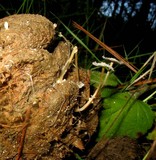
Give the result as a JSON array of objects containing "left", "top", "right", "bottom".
[
  {"left": 102, "top": 56, "right": 123, "bottom": 64},
  {"left": 57, "top": 46, "right": 78, "bottom": 83},
  {"left": 76, "top": 56, "right": 120, "bottom": 112},
  {"left": 92, "top": 61, "right": 114, "bottom": 71}
]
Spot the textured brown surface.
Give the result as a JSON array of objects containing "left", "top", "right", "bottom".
[
  {"left": 95, "top": 137, "right": 144, "bottom": 160},
  {"left": 0, "top": 14, "right": 56, "bottom": 49},
  {"left": 0, "top": 14, "right": 99, "bottom": 159}
]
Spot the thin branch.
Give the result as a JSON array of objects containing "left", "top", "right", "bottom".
[
  {"left": 73, "top": 21, "right": 138, "bottom": 73},
  {"left": 16, "top": 108, "right": 31, "bottom": 160}
]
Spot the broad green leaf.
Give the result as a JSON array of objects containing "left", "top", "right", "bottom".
[
  {"left": 90, "top": 71, "right": 120, "bottom": 87},
  {"left": 101, "top": 87, "right": 117, "bottom": 98},
  {"left": 97, "top": 92, "right": 154, "bottom": 140}
]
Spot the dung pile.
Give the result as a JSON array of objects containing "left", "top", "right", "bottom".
[{"left": 0, "top": 14, "right": 99, "bottom": 159}]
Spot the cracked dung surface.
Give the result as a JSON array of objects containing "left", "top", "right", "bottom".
[{"left": 0, "top": 14, "right": 99, "bottom": 160}]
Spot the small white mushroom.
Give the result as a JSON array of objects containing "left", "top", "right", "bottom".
[
  {"left": 4, "top": 21, "right": 9, "bottom": 30},
  {"left": 53, "top": 23, "right": 57, "bottom": 29}
]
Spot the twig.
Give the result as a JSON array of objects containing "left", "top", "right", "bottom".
[
  {"left": 144, "top": 139, "right": 156, "bottom": 160},
  {"left": 16, "top": 108, "right": 31, "bottom": 160},
  {"left": 73, "top": 21, "right": 138, "bottom": 73}
]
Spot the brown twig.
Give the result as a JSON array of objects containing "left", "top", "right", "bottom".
[
  {"left": 16, "top": 108, "right": 31, "bottom": 160},
  {"left": 117, "top": 78, "right": 156, "bottom": 89},
  {"left": 73, "top": 21, "right": 138, "bottom": 73},
  {"left": 146, "top": 139, "right": 156, "bottom": 160}
]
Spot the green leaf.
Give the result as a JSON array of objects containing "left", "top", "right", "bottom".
[
  {"left": 147, "top": 130, "right": 156, "bottom": 140},
  {"left": 97, "top": 92, "right": 154, "bottom": 140},
  {"left": 90, "top": 71, "right": 120, "bottom": 87},
  {"left": 101, "top": 87, "right": 117, "bottom": 98},
  {"left": 90, "top": 71, "right": 121, "bottom": 98}
]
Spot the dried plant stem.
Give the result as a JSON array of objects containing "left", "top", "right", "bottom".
[
  {"left": 73, "top": 21, "right": 137, "bottom": 73},
  {"left": 144, "top": 139, "right": 156, "bottom": 160},
  {"left": 16, "top": 108, "right": 31, "bottom": 160}
]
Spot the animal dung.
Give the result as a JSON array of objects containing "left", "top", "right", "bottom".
[{"left": 0, "top": 14, "right": 98, "bottom": 159}]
